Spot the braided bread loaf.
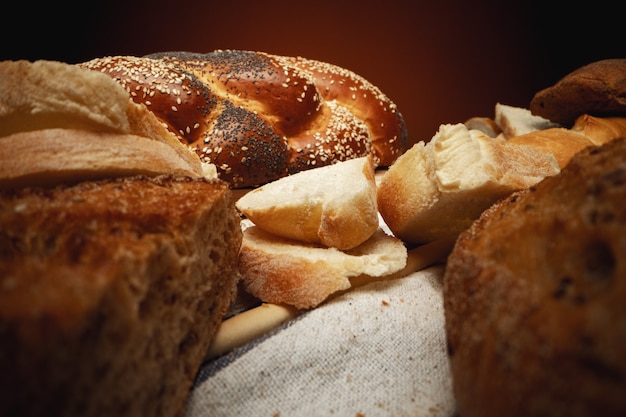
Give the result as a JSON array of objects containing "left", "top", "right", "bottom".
[{"left": 80, "top": 50, "right": 408, "bottom": 188}]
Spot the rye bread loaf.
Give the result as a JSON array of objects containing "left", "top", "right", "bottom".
[
  {"left": 443, "top": 137, "right": 626, "bottom": 417},
  {"left": 530, "top": 58, "right": 626, "bottom": 127},
  {"left": 0, "top": 175, "right": 242, "bottom": 417}
]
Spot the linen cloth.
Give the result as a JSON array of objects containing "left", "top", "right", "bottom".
[{"left": 184, "top": 265, "right": 457, "bottom": 417}]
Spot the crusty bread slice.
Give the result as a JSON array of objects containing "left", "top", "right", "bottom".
[
  {"left": 0, "top": 60, "right": 210, "bottom": 185},
  {"left": 0, "top": 175, "right": 242, "bottom": 417},
  {"left": 377, "top": 123, "right": 560, "bottom": 244},
  {"left": 236, "top": 155, "right": 378, "bottom": 250},
  {"left": 0, "top": 128, "right": 215, "bottom": 189},
  {"left": 239, "top": 225, "right": 407, "bottom": 310},
  {"left": 494, "top": 102, "right": 560, "bottom": 138}
]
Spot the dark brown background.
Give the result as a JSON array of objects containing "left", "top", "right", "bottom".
[{"left": 4, "top": 0, "right": 623, "bottom": 146}]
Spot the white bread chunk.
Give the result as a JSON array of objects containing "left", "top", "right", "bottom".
[
  {"left": 239, "top": 226, "right": 407, "bottom": 309},
  {"left": 236, "top": 155, "right": 378, "bottom": 250},
  {"left": 377, "top": 123, "right": 560, "bottom": 245},
  {"left": 495, "top": 103, "right": 560, "bottom": 138}
]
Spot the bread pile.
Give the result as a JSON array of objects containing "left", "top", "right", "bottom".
[
  {"left": 377, "top": 60, "right": 626, "bottom": 245},
  {"left": 79, "top": 50, "right": 408, "bottom": 188},
  {"left": 0, "top": 60, "right": 242, "bottom": 417},
  {"left": 235, "top": 155, "right": 408, "bottom": 310},
  {"left": 439, "top": 58, "right": 626, "bottom": 416}
]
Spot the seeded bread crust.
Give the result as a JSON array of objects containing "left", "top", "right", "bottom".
[{"left": 80, "top": 50, "right": 408, "bottom": 188}]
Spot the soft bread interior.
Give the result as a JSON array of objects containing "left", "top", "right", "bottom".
[{"left": 236, "top": 155, "right": 378, "bottom": 250}]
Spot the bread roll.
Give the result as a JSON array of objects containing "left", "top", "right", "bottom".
[
  {"left": 530, "top": 58, "right": 626, "bottom": 126},
  {"left": 239, "top": 226, "right": 407, "bottom": 309},
  {"left": 0, "top": 175, "right": 242, "bottom": 417},
  {"left": 443, "top": 137, "right": 626, "bottom": 417},
  {"left": 236, "top": 155, "right": 378, "bottom": 250},
  {"left": 376, "top": 123, "right": 560, "bottom": 244},
  {"left": 80, "top": 51, "right": 408, "bottom": 188}
]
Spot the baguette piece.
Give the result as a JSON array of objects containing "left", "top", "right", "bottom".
[
  {"left": 507, "top": 115, "right": 626, "bottom": 169},
  {"left": 377, "top": 123, "right": 560, "bottom": 244},
  {"left": 236, "top": 155, "right": 378, "bottom": 250},
  {"left": 239, "top": 226, "right": 407, "bottom": 309},
  {"left": 443, "top": 137, "right": 626, "bottom": 417},
  {"left": 0, "top": 175, "right": 242, "bottom": 417}
]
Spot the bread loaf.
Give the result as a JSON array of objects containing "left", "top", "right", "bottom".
[
  {"left": 530, "top": 58, "right": 626, "bottom": 126},
  {"left": 443, "top": 137, "right": 626, "bottom": 417},
  {"left": 0, "top": 175, "right": 242, "bottom": 417},
  {"left": 79, "top": 50, "right": 408, "bottom": 188}
]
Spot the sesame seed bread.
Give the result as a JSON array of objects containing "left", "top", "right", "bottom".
[
  {"left": 376, "top": 123, "right": 560, "bottom": 244},
  {"left": 443, "top": 136, "right": 626, "bottom": 417},
  {"left": 0, "top": 175, "right": 242, "bottom": 417},
  {"left": 239, "top": 225, "right": 407, "bottom": 310},
  {"left": 236, "top": 155, "right": 378, "bottom": 251},
  {"left": 0, "top": 59, "right": 208, "bottom": 186},
  {"left": 79, "top": 50, "right": 408, "bottom": 188}
]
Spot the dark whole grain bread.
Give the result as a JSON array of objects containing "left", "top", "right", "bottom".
[
  {"left": 530, "top": 59, "right": 626, "bottom": 127},
  {"left": 443, "top": 137, "right": 626, "bottom": 417},
  {"left": 0, "top": 175, "right": 242, "bottom": 417}
]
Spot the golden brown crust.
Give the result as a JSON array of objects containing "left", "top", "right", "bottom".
[
  {"left": 0, "top": 175, "right": 242, "bottom": 417},
  {"left": 443, "top": 137, "right": 626, "bottom": 417},
  {"left": 530, "top": 59, "right": 626, "bottom": 126},
  {"left": 506, "top": 127, "right": 594, "bottom": 168},
  {"left": 507, "top": 115, "right": 626, "bottom": 169},
  {"left": 80, "top": 50, "right": 408, "bottom": 188}
]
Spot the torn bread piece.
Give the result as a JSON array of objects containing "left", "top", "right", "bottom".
[
  {"left": 377, "top": 123, "right": 560, "bottom": 245},
  {"left": 494, "top": 102, "right": 561, "bottom": 138},
  {"left": 236, "top": 155, "right": 378, "bottom": 250}
]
